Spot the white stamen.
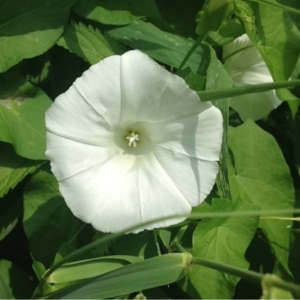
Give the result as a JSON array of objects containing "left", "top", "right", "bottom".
[{"left": 126, "top": 132, "right": 139, "bottom": 147}]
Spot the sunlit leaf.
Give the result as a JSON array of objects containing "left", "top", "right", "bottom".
[
  {"left": 50, "top": 255, "right": 143, "bottom": 283},
  {"left": 0, "top": 72, "right": 52, "bottom": 160},
  {"left": 107, "top": 20, "right": 211, "bottom": 76},
  {"left": 57, "top": 22, "right": 125, "bottom": 65},
  {"left": 189, "top": 198, "right": 259, "bottom": 298},
  {"left": 0, "top": 0, "right": 77, "bottom": 72},
  {"left": 42, "top": 255, "right": 143, "bottom": 295},
  {"left": 45, "top": 253, "right": 192, "bottom": 299},
  {"left": 228, "top": 120, "right": 295, "bottom": 275}
]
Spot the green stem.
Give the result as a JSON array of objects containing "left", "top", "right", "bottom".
[
  {"left": 223, "top": 45, "right": 254, "bottom": 62},
  {"left": 34, "top": 207, "right": 300, "bottom": 296},
  {"left": 189, "top": 208, "right": 300, "bottom": 219},
  {"left": 248, "top": 0, "right": 300, "bottom": 16},
  {"left": 192, "top": 257, "right": 300, "bottom": 297},
  {"left": 68, "top": 223, "right": 87, "bottom": 245},
  {"left": 177, "top": 32, "right": 207, "bottom": 72},
  {"left": 197, "top": 79, "right": 300, "bottom": 101},
  {"left": 192, "top": 257, "right": 262, "bottom": 283},
  {"left": 153, "top": 229, "right": 161, "bottom": 256},
  {"left": 172, "top": 240, "right": 186, "bottom": 253}
]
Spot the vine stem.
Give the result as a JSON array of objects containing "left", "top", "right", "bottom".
[
  {"left": 68, "top": 223, "right": 87, "bottom": 245},
  {"left": 153, "top": 229, "right": 161, "bottom": 255},
  {"left": 198, "top": 79, "right": 300, "bottom": 101},
  {"left": 33, "top": 208, "right": 300, "bottom": 297},
  {"left": 192, "top": 257, "right": 300, "bottom": 298},
  {"left": 177, "top": 32, "right": 207, "bottom": 72}
]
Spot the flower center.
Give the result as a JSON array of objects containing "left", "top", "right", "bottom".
[{"left": 126, "top": 132, "right": 139, "bottom": 147}]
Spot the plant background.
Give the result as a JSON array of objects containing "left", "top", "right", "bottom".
[{"left": 0, "top": 0, "right": 300, "bottom": 299}]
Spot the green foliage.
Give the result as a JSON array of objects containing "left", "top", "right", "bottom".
[
  {"left": 0, "top": 198, "right": 22, "bottom": 243},
  {"left": 189, "top": 198, "right": 259, "bottom": 298},
  {"left": 0, "top": 275, "right": 11, "bottom": 299},
  {"left": 241, "top": 0, "right": 300, "bottom": 101},
  {"left": 196, "top": 0, "right": 235, "bottom": 35},
  {"left": 228, "top": 120, "right": 295, "bottom": 275},
  {"left": 73, "top": 0, "right": 162, "bottom": 25},
  {"left": 261, "top": 274, "right": 295, "bottom": 299},
  {"left": 44, "top": 253, "right": 192, "bottom": 299},
  {"left": 111, "top": 231, "right": 158, "bottom": 259},
  {"left": 43, "top": 255, "right": 143, "bottom": 295},
  {"left": 57, "top": 22, "right": 125, "bottom": 65},
  {"left": 108, "top": 20, "right": 211, "bottom": 76},
  {"left": 0, "top": 72, "right": 52, "bottom": 160},
  {"left": 23, "top": 169, "right": 78, "bottom": 267},
  {"left": 0, "top": 0, "right": 77, "bottom": 72},
  {"left": 0, "top": 259, "right": 36, "bottom": 298},
  {"left": 0, "top": 143, "right": 42, "bottom": 197}
]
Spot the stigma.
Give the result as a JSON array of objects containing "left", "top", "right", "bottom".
[{"left": 126, "top": 132, "right": 139, "bottom": 147}]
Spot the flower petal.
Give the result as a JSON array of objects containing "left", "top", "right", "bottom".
[
  {"left": 229, "top": 91, "right": 281, "bottom": 122},
  {"left": 153, "top": 147, "right": 219, "bottom": 207},
  {"left": 119, "top": 50, "right": 210, "bottom": 124},
  {"left": 142, "top": 106, "right": 223, "bottom": 162},
  {"left": 68, "top": 55, "right": 122, "bottom": 128},
  {"left": 45, "top": 82, "right": 113, "bottom": 146},
  {"left": 58, "top": 152, "right": 192, "bottom": 233},
  {"left": 223, "top": 34, "right": 282, "bottom": 121},
  {"left": 46, "top": 132, "right": 117, "bottom": 181}
]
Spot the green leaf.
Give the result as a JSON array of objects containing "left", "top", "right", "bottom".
[
  {"left": 242, "top": 0, "right": 300, "bottom": 100},
  {"left": 0, "top": 259, "right": 36, "bottom": 299},
  {"left": 0, "top": 72, "right": 52, "bottom": 160},
  {"left": 154, "top": 0, "right": 203, "bottom": 38},
  {"left": 72, "top": 0, "right": 162, "bottom": 26},
  {"left": 23, "top": 168, "right": 79, "bottom": 267},
  {"left": 111, "top": 231, "right": 157, "bottom": 259},
  {"left": 196, "top": 0, "right": 235, "bottom": 35},
  {"left": 0, "top": 143, "right": 42, "bottom": 197},
  {"left": 32, "top": 258, "right": 47, "bottom": 281},
  {"left": 228, "top": 120, "right": 295, "bottom": 275},
  {"left": 43, "top": 255, "right": 143, "bottom": 295},
  {"left": 0, "top": 0, "right": 77, "bottom": 72},
  {"left": 0, "top": 275, "right": 12, "bottom": 299},
  {"left": 189, "top": 198, "right": 259, "bottom": 298},
  {"left": 57, "top": 22, "right": 124, "bottom": 65},
  {"left": 107, "top": 20, "right": 211, "bottom": 76},
  {"left": 45, "top": 253, "right": 192, "bottom": 299},
  {"left": 0, "top": 198, "right": 22, "bottom": 242},
  {"left": 207, "top": 17, "right": 245, "bottom": 46},
  {"left": 50, "top": 255, "right": 143, "bottom": 284},
  {"left": 178, "top": 68, "right": 205, "bottom": 91}
]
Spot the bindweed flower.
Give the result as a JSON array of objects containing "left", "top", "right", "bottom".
[
  {"left": 223, "top": 34, "right": 282, "bottom": 121},
  {"left": 45, "top": 50, "right": 223, "bottom": 233}
]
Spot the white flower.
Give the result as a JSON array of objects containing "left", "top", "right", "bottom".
[
  {"left": 45, "top": 50, "right": 223, "bottom": 233},
  {"left": 223, "top": 34, "right": 282, "bottom": 121}
]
